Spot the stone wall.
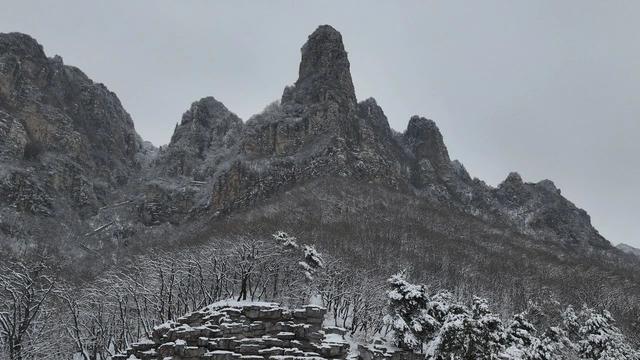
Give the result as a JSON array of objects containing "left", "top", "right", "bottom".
[{"left": 113, "top": 301, "right": 350, "bottom": 360}]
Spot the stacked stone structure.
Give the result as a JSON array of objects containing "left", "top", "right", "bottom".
[{"left": 113, "top": 301, "right": 350, "bottom": 360}]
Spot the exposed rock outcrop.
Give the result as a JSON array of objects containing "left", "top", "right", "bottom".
[
  {"left": 493, "top": 173, "right": 608, "bottom": 248},
  {"left": 0, "top": 33, "right": 139, "bottom": 181},
  {"left": 113, "top": 301, "right": 351, "bottom": 360},
  {"left": 284, "top": 25, "right": 356, "bottom": 109},
  {"left": 144, "top": 25, "right": 609, "bottom": 249},
  {"left": 157, "top": 97, "right": 243, "bottom": 178},
  {"left": 0, "top": 25, "right": 613, "bottom": 254},
  {"left": 0, "top": 32, "right": 144, "bottom": 253}
]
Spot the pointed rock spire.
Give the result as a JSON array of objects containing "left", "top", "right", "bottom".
[
  {"left": 405, "top": 116, "right": 452, "bottom": 172},
  {"left": 282, "top": 25, "right": 356, "bottom": 109}
]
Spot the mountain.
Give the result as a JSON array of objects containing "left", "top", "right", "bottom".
[
  {"left": 618, "top": 243, "right": 640, "bottom": 257},
  {"left": 0, "top": 25, "right": 638, "bottom": 339},
  {"left": 0, "top": 26, "right": 609, "bottom": 252},
  {"left": 0, "top": 32, "right": 149, "bottom": 255},
  {"left": 143, "top": 25, "right": 606, "bottom": 250}
]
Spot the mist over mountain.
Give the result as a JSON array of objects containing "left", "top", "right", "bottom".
[{"left": 0, "top": 25, "right": 638, "bottom": 359}]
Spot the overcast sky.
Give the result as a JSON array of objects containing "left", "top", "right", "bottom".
[{"left": 2, "top": 1, "right": 638, "bottom": 247}]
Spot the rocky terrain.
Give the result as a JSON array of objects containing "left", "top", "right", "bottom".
[
  {"left": 0, "top": 25, "right": 611, "bottom": 254},
  {"left": 618, "top": 243, "right": 640, "bottom": 257},
  {"left": 0, "top": 32, "right": 146, "bottom": 255},
  {"left": 144, "top": 25, "right": 608, "bottom": 250}
]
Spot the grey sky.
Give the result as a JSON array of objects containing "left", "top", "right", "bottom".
[{"left": 2, "top": 1, "right": 639, "bottom": 247}]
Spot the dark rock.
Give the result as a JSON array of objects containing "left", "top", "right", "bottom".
[
  {"left": 282, "top": 25, "right": 356, "bottom": 110},
  {"left": 157, "top": 96, "right": 243, "bottom": 178}
]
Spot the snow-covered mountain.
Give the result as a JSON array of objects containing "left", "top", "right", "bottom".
[
  {"left": 1, "top": 25, "right": 639, "bottom": 348},
  {"left": 0, "top": 26, "right": 609, "bottom": 251}
]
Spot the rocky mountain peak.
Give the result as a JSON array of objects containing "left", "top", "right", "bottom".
[
  {"left": 536, "top": 179, "right": 559, "bottom": 194},
  {"left": 175, "top": 96, "right": 241, "bottom": 136},
  {"left": 405, "top": 116, "right": 440, "bottom": 139},
  {"left": 357, "top": 97, "right": 392, "bottom": 139},
  {"left": 617, "top": 243, "right": 640, "bottom": 257},
  {"left": 501, "top": 171, "right": 524, "bottom": 187},
  {"left": 282, "top": 25, "right": 356, "bottom": 110},
  {"left": 0, "top": 32, "right": 46, "bottom": 62},
  {"left": 0, "top": 32, "right": 49, "bottom": 104},
  {"left": 405, "top": 116, "right": 451, "bottom": 172},
  {"left": 159, "top": 96, "right": 243, "bottom": 177},
  {"left": 0, "top": 32, "right": 141, "bottom": 223}
]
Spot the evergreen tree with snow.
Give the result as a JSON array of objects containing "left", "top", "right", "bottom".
[
  {"left": 466, "top": 296, "right": 506, "bottom": 359},
  {"left": 506, "top": 312, "right": 538, "bottom": 348},
  {"left": 561, "top": 305, "right": 580, "bottom": 342},
  {"left": 501, "top": 312, "right": 540, "bottom": 360},
  {"left": 427, "top": 297, "right": 506, "bottom": 360},
  {"left": 384, "top": 271, "right": 433, "bottom": 351},
  {"left": 576, "top": 307, "right": 638, "bottom": 360},
  {"left": 426, "top": 305, "right": 470, "bottom": 359},
  {"left": 527, "top": 326, "right": 568, "bottom": 360}
]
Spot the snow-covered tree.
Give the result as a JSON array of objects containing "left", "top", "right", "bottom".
[
  {"left": 272, "top": 231, "right": 299, "bottom": 249},
  {"left": 506, "top": 312, "right": 537, "bottom": 348},
  {"left": 384, "top": 272, "right": 433, "bottom": 351},
  {"left": 528, "top": 326, "right": 568, "bottom": 360},
  {"left": 0, "top": 261, "right": 57, "bottom": 360},
  {"left": 501, "top": 312, "right": 540, "bottom": 360},
  {"left": 576, "top": 307, "right": 638, "bottom": 360},
  {"left": 425, "top": 305, "right": 470, "bottom": 359},
  {"left": 466, "top": 296, "right": 506, "bottom": 359},
  {"left": 302, "top": 245, "right": 324, "bottom": 270},
  {"left": 561, "top": 305, "right": 580, "bottom": 341},
  {"left": 385, "top": 273, "right": 508, "bottom": 359},
  {"left": 501, "top": 321, "right": 568, "bottom": 360}
]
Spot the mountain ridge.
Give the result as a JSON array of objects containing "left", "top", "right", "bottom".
[
  {"left": 0, "top": 25, "right": 612, "bottom": 254},
  {"left": 2, "top": 23, "right": 640, "bottom": 343},
  {"left": 147, "top": 25, "right": 608, "bottom": 250}
]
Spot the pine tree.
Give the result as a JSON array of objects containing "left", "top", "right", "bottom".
[
  {"left": 506, "top": 312, "right": 538, "bottom": 348},
  {"left": 527, "top": 326, "right": 568, "bottom": 360},
  {"left": 500, "top": 312, "right": 540, "bottom": 360},
  {"left": 384, "top": 272, "right": 433, "bottom": 351},
  {"left": 577, "top": 307, "right": 639, "bottom": 360},
  {"left": 466, "top": 296, "right": 506, "bottom": 359},
  {"left": 561, "top": 305, "right": 580, "bottom": 342},
  {"left": 426, "top": 296, "right": 508, "bottom": 360},
  {"left": 427, "top": 309, "right": 470, "bottom": 359}
]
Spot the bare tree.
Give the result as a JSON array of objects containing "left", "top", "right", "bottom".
[{"left": 0, "top": 262, "right": 56, "bottom": 360}]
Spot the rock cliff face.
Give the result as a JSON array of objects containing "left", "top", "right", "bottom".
[
  {"left": 0, "top": 32, "right": 142, "bottom": 249},
  {"left": 157, "top": 97, "right": 243, "bottom": 179},
  {"left": 0, "top": 33, "right": 139, "bottom": 184},
  {"left": 147, "top": 25, "right": 607, "bottom": 249},
  {"left": 0, "top": 25, "right": 610, "bottom": 254}
]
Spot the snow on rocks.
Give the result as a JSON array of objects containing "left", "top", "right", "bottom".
[
  {"left": 357, "top": 339, "right": 421, "bottom": 360},
  {"left": 112, "top": 301, "right": 350, "bottom": 360}
]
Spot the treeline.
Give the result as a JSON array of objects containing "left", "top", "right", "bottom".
[{"left": 1, "top": 231, "right": 638, "bottom": 360}]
